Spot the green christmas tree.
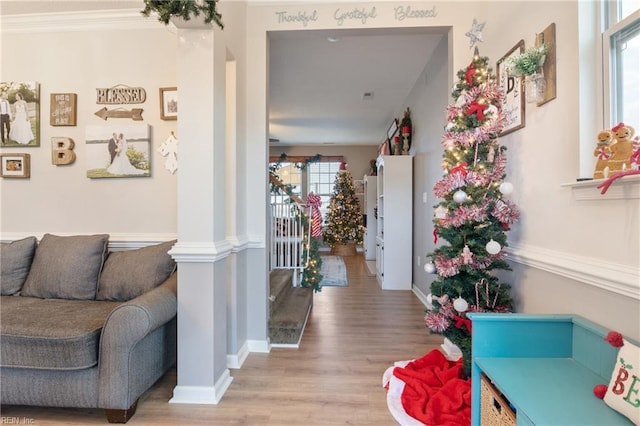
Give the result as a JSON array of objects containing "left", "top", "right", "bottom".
[
  {"left": 424, "top": 50, "right": 520, "bottom": 377},
  {"left": 323, "top": 165, "right": 365, "bottom": 248}
]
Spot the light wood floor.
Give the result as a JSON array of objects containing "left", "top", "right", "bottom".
[{"left": 1, "top": 255, "right": 441, "bottom": 425}]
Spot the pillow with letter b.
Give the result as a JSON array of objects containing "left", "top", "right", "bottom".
[{"left": 604, "top": 339, "right": 640, "bottom": 425}]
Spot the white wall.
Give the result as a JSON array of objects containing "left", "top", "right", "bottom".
[
  {"left": 0, "top": 17, "right": 178, "bottom": 239},
  {"left": 405, "top": 33, "right": 449, "bottom": 298}
]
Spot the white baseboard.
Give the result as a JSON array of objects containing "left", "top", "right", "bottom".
[
  {"left": 169, "top": 369, "right": 233, "bottom": 405},
  {"left": 227, "top": 341, "right": 249, "bottom": 369},
  {"left": 247, "top": 339, "right": 270, "bottom": 353},
  {"left": 412, "top": 285, "right": 431, "bottom": 309}
]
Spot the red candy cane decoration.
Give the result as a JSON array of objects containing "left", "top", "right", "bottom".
[
  {"left": 306, "top": 192, "right": 323, "bottom": 238},
  {"left": 594, "top": 146, "right": 611, "bottom": 160}
]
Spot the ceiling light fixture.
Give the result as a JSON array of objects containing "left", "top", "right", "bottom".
[{"left": 327, "top": 36, "right": 341, "bottom": 43}]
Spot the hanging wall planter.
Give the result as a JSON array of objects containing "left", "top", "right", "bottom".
[
  {"left": 505, "top": 43, "right": 549, "bottom": 104},
  {"left": 525, "top": 72, "right": 546, "bottom": 104}
]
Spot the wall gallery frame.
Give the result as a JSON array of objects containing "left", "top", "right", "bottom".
[
  {"left": 0, "top": 81, "right": 40, "bottom": 147},
  {"left": 50, "top": 93, "right": 77, "bottom": 126},
  {"left": 0, "top": 153, "right": 30, "bottom": 178},
  {"left": 159, "top": 87, "right": 177, "bottom": 120},
  {"left": 85, "top": 124, "right": 151, "bottom": 178},
  {"left": 497, "top": 40, "right": 525, "bottom": 136}
]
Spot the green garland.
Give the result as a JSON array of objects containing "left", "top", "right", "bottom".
[
  {"left": 141, "top": 0, "right": 224, "bottom": 29},
  {"left": 269, "top": 153, "right": 322, "bottom": 196}
]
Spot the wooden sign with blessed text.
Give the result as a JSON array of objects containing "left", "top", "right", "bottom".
[
  {"left": 96, "top": 84, "right": 146, "bottom": 104},
  {"left": 50, "top": 93, "right": 77, "bottom": 126}
]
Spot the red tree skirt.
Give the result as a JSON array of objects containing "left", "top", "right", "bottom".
[{"left": 383, "top": 349, "right": 471, "bottom": 426}]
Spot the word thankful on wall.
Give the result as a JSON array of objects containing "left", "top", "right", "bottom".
[{"left": 274, "top": 4, "right": 438, "bottom": 27}]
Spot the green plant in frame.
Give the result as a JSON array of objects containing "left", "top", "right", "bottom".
[{"left": 507, "top": 44, "right": 549, "bottom": 76}]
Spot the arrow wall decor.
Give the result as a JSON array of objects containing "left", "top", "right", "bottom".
[{"left": 94, "top": 107, "right": 143, "bottom": 121}]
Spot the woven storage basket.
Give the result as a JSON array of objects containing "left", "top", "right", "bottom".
[
  {"left": 480, "top": 374, "right": 516, "bottom": 426},
  {"left": 330, "top": 243, "right": 357, "bottom": 256}
]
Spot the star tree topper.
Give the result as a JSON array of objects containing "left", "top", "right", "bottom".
[{"left": 465, "top": 18, "right": 485, "bottom": 49}]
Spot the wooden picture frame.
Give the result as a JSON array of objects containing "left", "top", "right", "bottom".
[
  {"left": 50, "top": 93, "right": 77, "bottom": 126},
  {"left": 159, "top": 87, "right": 177, "bottom": 120},
  {"left": 497, "top": 40, "right": 525, "bottom": 136},
  {"left": 0, "top": 81, "right": 40, "bottom": 146},
  {"left": 387, "top": 118, "right": 398, "bottom": 140},
  {"left": 0, "top": 153, "right": 30, "bottom": 178}
]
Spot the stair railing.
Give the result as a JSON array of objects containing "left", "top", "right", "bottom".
[{"left": 269, "top": 174, "right": 312, "bottom": 286}]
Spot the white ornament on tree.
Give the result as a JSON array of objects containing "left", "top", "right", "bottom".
[
  {"left": 434, "top": 206, "right": 448, "bottom": 219},
  {"left": 486, "top": 239, "right": 501, "bottom": 255},
  {"left": 499, "top": 182, "right": 514, "bottom": 195},
  {"left": 453, "top": 297, "right": 469, "bottom": 312},
  {"left": 453, "top": 190, "right": 468, "bottom": 203},
  {"left": 424, "top": 262, "right": 436, "bottom": 274}
]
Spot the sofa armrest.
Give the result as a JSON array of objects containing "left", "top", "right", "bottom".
[{"left": 98, "top": 273, "right": 177, "bottom": 409}]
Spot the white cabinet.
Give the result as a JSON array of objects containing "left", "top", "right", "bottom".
[
  {"left": 363, "top": 175, "right": 377, "bottom": 261},
  {"left": 375, "top": 156, "right": 412, "bottom": 290}
]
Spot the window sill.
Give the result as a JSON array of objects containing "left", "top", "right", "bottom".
[{"left": 561, "top": 175, "right": 640, "bottom": 200}]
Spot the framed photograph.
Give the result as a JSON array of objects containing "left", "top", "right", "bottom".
[
  {"left": 353, "top": 179, "right": 364, "bottom": 195},
  {"left": 50, "top": 93, "right": 77, "bottom": 126},
  {"left": 159, "top": 87, "right": 177, "bottom": 120},
  {"left": 497, "top": 40, "right": 525, "bottom": 136},
  {"left": 0, "top": 153, "right": 30, "bottom": 178},
  {"left": 85, "top": 124, "right": 151, "bottom": 178},
  {"left": 0, "top": 81, "right": 40, "bottom": 146},
  {"left": 387, "top": 118, "right": 398, "bottom": 140}
]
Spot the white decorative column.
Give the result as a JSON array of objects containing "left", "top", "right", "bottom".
[{"left": 168, "top": 18, "right": 232, "bottom": 404}]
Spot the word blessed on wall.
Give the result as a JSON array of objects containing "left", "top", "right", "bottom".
[
  {"left": 274, "top": 4, "right": 437, "bottom": 27},
  {"left": 96, "top": 85, "right": 147, "bottom": 105}
]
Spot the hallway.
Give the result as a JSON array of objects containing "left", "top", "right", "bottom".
[{"left": 2, "top": 255, "right": 440, "bottom": 425}]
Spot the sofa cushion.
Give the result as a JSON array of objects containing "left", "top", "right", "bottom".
[
  {"left": 97, "top": 240, "right": 176, "bottom": 301},
  {"left": 0, "top": 236, "right": 37, "bottom": 295},
  {"left": 21, "top": 234, "right": 109, "bottom": 300},
  {"left": 0, "top": 296, "right": 121, "bottom": 370}
]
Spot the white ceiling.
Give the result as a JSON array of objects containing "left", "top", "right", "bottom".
[{"left": 268, "top": 27, "right": 446, "bottom": 146}]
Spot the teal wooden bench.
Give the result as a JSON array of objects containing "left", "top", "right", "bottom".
[{"left": 468, "top": 313, "right": 637, "bottom": 425}]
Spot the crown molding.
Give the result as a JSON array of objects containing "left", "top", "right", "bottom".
[{"left": 0, "top": 9, "right": 169, "bottom": 34}]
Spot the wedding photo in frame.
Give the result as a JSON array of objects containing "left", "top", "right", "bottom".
[
  {"left": 85, "top": 124, "right": 151, "bottom": 179},
  {"left": 0, "top": 81, "right": 40, "bottom": 146},
  {"left": 0, "top": 153, "right": 30, "bottom": 178},
  {"left": 159, "top": 87, "right": 177, "bottom": 120},
  {"left": 497, "top": 40, "right": 525, "bottom": 136}
]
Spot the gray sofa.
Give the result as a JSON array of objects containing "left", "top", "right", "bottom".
[{"left": 0, "top": 234, "right": 178, "bottom": 423}]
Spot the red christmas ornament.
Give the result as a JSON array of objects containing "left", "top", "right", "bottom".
[
  {"left": 433, "top": 227, "right": 438, "bottom": 244},
  {"left": 604, "top": 331, "right": 624, "bottom": 347},
  {"left": 593, "top": 384, "right": 607, "bottom": 399}
]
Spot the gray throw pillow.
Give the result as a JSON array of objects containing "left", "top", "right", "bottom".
[
  {"left": 0, "top": 236, "right": 37, "bottom": 295},
  {"left": 21, "top": 234, "right": 109, "bottom": 300},
  {"left": 97, "top": 240, "right": 176, "bottom": 301}
]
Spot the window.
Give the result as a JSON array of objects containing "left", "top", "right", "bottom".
[
  {"left": 308, "top": 161, "right": 342, "bottom": 219},
  {"left": 603, "top": 1, "right": 640, "bottom": 127},
  {"left": 270, "top": 162, "right": 302, "bottom": 204}
]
